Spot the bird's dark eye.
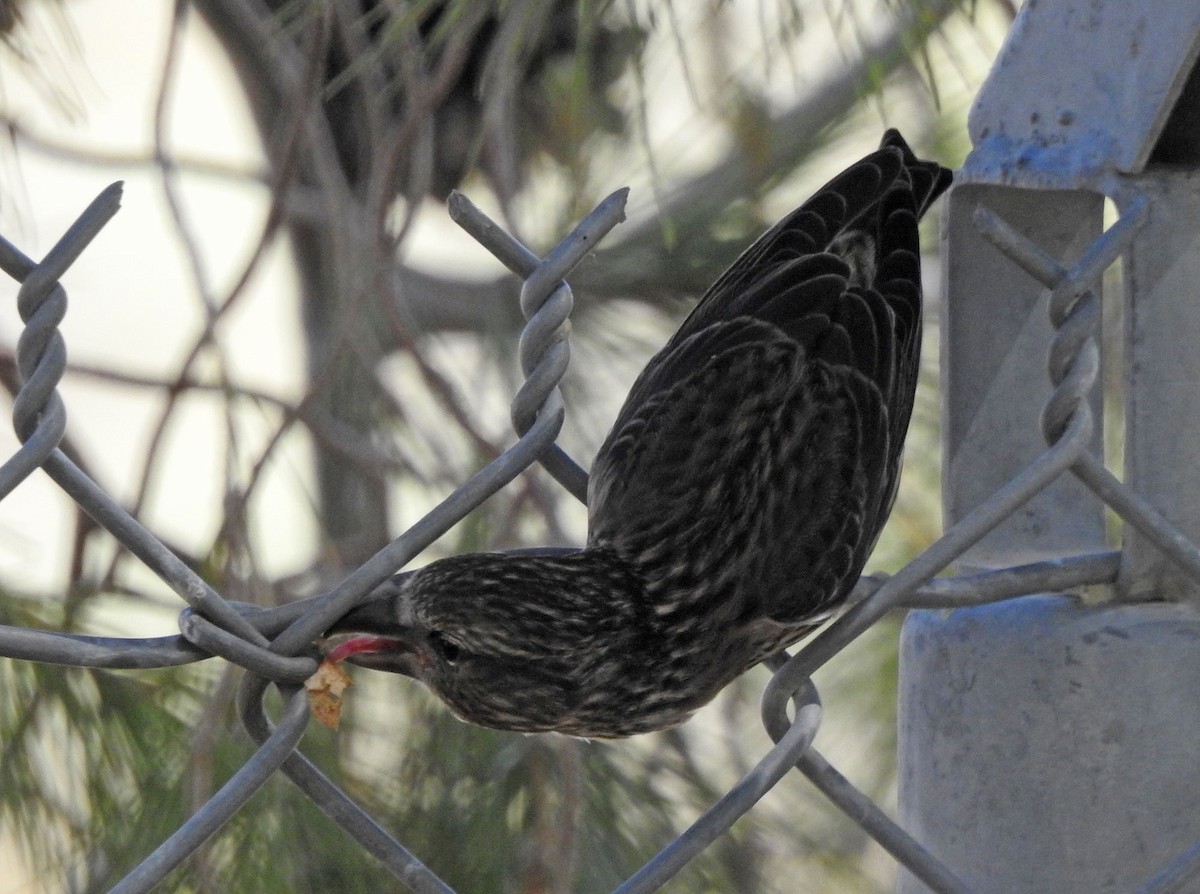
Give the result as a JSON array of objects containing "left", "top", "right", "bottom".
[{"left": 428, "top": 631, "right": 461, "bottom": 665}]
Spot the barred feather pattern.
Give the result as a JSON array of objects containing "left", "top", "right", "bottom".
[{"left": 328, "top": 130, "right": 952, "bottom": 737}]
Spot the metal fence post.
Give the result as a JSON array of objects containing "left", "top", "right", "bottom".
[
  {"left": 898, "top": 1, "right": 1200, "bottom": 891},
  {"left": 1117, "top": 173, "right": 1200, "bottom": 604}
]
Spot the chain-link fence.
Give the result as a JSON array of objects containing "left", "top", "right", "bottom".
[{"left": 3, "top": 124, "right": 1200, "bottom": 891}]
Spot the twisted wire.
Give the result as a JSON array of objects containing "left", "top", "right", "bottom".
[
  {"left": 968, "top": 198, "right": 1200, "bottom": 592},
  {"left": 447, "top": 188, "right": 629, "bottom": 504},
  {"left": 971, "top": 200, "right": 1148, "bottom": 447},
  {"left": 0, "top": 183, "right": 122, "bottom": 498}
]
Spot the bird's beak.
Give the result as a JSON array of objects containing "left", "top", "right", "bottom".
[
  {"left": 321, "top": 633, "right": 423, "bottom": 676},
  {"left": 320, "top": 575, "right": 423, "bottom": 677}
]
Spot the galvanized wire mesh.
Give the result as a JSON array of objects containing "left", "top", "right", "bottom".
[{"left": 1, "top": 174, "right": 1200, "bottom": 894}]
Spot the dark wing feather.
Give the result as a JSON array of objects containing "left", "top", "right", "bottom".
[
  {"left": 588, "top": 320, "right": 876, "bottom": 621},
  {"left": 588, "top": 130, "right": 951, "bottom": 626}
]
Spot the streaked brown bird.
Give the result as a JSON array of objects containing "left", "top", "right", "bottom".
[{"left": 325, "top": 130, "right": 952, "bottom": 737}]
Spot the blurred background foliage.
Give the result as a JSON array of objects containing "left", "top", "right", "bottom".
[{"left": 0, "top": 0, "right": 1012, "bottom": 891}]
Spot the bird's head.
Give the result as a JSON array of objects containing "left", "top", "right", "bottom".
[{"left": 322, "top": 551, "right": 643, "bottom": 735}]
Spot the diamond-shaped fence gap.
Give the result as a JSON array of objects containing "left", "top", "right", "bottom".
[{"left": 1097, "top": 196, "right": 1128, "bottom": 551}]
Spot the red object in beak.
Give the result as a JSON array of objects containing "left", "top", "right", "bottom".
[{"left": 324, "top": 635, "right": 405, "bottom": 665}]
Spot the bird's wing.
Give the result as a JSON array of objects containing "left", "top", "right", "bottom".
[
  {"left": 588, "top": 130, "right": 950, "bottom": 624},
  {"left": 618, "top": 130, "right": 947, "bottom": 459},
  {"left": 587, "top": 316, "right": 884, "bottom": 624}
]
